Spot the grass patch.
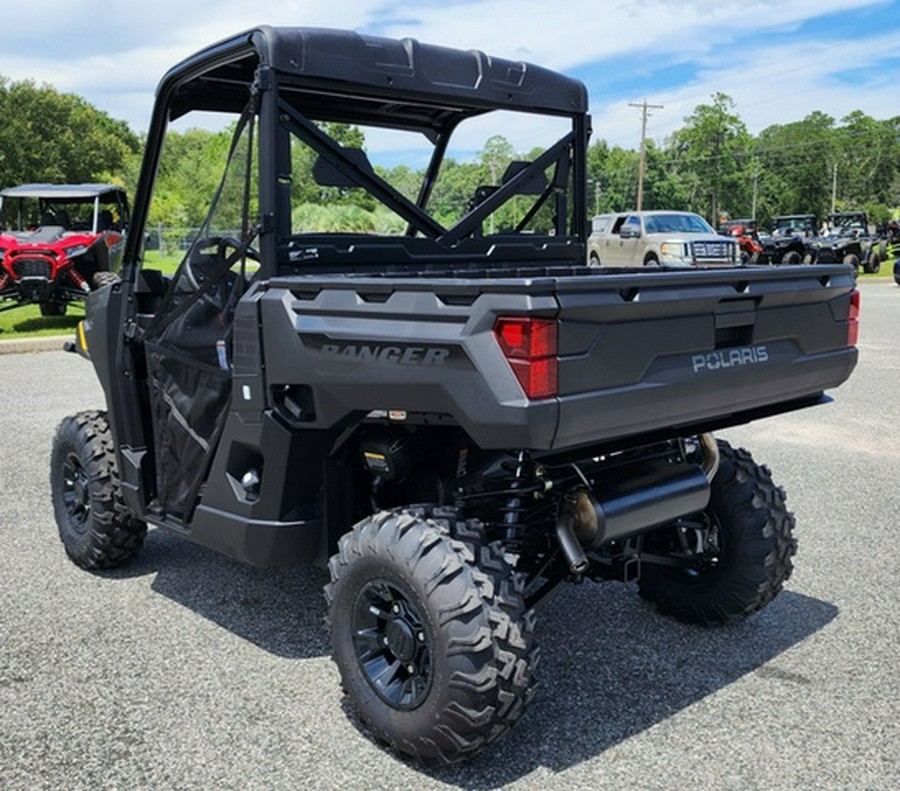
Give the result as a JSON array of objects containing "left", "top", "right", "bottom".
[
  {"left": 0, "top": 302, "right": 85, "bottom": 337},
  {"left": 143, "top": 249, "right": 182, "bottom": 275},
  {"left": 865, "top": 264, "right": 896, "bottom": 278},
  {"left": 0, "top": 250, "right": 183, "bottom": 340}
]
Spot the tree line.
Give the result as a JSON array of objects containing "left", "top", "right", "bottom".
[
  {"left": 596, "top": 93, "right": 900, "bottom": 228},
  {"left": 2, "top": 75, "right": 898, "bottom": 233}
]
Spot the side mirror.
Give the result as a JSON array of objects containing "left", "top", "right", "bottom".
[{"left": 620, "top": 226, "right": 640, "bottom": 239}]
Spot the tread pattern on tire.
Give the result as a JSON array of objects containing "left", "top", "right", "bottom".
[
  {"left": 92, "top": 271, "right": 120, "bottom": 289},
  {"left": 51, "top": 410, "right": 146, "bottom": 570},
  {"left": 324, "top": 507, "right": 538, "bottom": 765},
  {"left": 638, "top": 441, "right": 797, "bottom": 626}
]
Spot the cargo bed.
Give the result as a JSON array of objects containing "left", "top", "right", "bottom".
[{"left": 258, "top": 263, "right": 858, "bottom": 453}]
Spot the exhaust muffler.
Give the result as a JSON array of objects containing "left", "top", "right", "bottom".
[{"left": 555, "top": 436, "right": 716, "bottom": 573}]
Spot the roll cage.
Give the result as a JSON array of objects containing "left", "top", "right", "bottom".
[{"left": 124, "top": 26, "right": 591, "bottom": 284}]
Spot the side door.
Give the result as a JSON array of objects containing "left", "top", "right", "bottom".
[
  {"left": 604, "top": 214, "right": 630, "bottom": 265},
  {"left": 618, "top": 214, "right": 642, "bottom": 265}
]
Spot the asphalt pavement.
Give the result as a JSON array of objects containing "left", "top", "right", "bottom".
[{"left": 1, "top": 279, "right": 897, "bottom": 790}]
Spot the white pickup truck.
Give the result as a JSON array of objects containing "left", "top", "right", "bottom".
[{"left": 588, "top": 210, "right": 739, "bottom": 267}]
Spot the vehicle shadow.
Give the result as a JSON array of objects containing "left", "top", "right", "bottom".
[
  {"left": 0, "top": 310, "right": 83, "bottom": 335},
  {"left": 105, "top": 527, "right": 331, "bottom": 660},
  {"left": 109, "top": 528, "right": 837, "bottom": 785},
  {"left": 422, "top": 582, "right": 838, "bottom": 789}
]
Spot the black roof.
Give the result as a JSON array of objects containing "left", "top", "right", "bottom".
[
  {"left": 161, "top": 26, "right": 588, "bottom": 130},
  {"left": 773, "top": 214, "right": 816, "bottom": 219}
]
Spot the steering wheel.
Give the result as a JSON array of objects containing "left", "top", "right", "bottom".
[
  {"left": 191, "top": 235, "right": 259, "bottom": 262},
  {"left": 182, "top": 235, "right": 259, "bottom": 295}
]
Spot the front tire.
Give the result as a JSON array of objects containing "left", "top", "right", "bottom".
[
  {"left": 843, "top": 253, "right": 860, "bottom": 271},
  {"left": 50, "top": 411, "right": 146, "bottom": 570},
  {"left": 39, "top": 301, "right": 67, "bottom": 317},
  {"left": 638, "top": 441, "right": 796, "bottom": 626},
  {"left": 92, "top": 270, "right": 120, "bottom": 289},
  {"left": 325, "top": 509, "right": 538, "bottom": 765}
]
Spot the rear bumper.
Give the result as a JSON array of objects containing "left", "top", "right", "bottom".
[{"left": 554, "top": 346, "right": 857, "bottom": 450}]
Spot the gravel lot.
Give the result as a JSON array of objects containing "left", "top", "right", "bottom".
[{"left": 1, "top": 279, "right": 897, "bottom": 791}]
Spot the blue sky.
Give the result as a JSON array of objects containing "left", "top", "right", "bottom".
[{"left": 1, "top": 0, "right": 897, "bottom": 154}]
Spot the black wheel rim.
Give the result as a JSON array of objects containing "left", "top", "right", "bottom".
[
  {"left": 61, "top": 451, "right": 91, "bottom": 533},
  {"left": 352, "top": 579, "right": 433, "bottom": 710}
]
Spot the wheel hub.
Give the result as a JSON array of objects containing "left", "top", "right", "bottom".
[
  {"left": 352, "top": 579, "right": 433, "bottom": 710},
  {"left": 385, "top": 618, "right": 416, "bottom": 663},
  {"left": 62, "top": 452, "right": 90, "bottom": 533}
]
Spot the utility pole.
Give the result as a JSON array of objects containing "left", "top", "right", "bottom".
[
  {"left": 751, "top": 159, "right": 759, "bottom": 220},
  {"left": 831, "top": 162, "right": 838, "bottom": 215},
  {"left": 629, "top": 99, "right": 663, "bottom": 211}
]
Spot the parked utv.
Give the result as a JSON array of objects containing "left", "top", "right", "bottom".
[
  {"left": 868, "top": 218, "right": 900, "bottom": 275},
  {"left": 0, "top": 184, "right": 129, "bottom": 315},
  {"left": 803, "top": 212, "right": 873, "bottom": 271},
  {"left": 758, "top": 214, "right": 816, "bottom": 264},
  {"left": 718, "top": 218, "right": 763, "bottom": 263},
  {"left": 50, "top": 27, "right": 859, "bottom": 766}
]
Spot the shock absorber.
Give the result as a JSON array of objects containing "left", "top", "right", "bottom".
[
  {"left": 66, "top": 266, "right": 91, "bottom": 293},
  {"left": 501, "top": 451, "right": 530, "bottom": 542}
]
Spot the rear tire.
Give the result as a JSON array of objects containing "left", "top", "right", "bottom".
[
  {"left": 782, "top": 251, "right": 802, "bottom": 265},
  {"left": 50, "top": 411, "right": 146, "bottom": 570},
  {"left": 325, "top": 508, "right": 538, "bottom": 765},
  {"left": 863, "top": 251, "right": 880, "bottom": 274},
  {"left": 638, "top": 441, "right": 796, "bottom": 626}
]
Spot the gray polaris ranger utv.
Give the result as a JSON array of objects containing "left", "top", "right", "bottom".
[{"left": 50, "top": 26, "right": 859, "bottom": 765}]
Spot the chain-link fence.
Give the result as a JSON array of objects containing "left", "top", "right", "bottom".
[{"left": 144, "top": 225, "right": 243, "bottom": 258}]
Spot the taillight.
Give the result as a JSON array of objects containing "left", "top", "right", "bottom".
[
  {"left": 494, "top": 317, "right": 558, "bottom": 399},
  {"left": 848, "top": 289, "right": 860, "bottom": 347}
]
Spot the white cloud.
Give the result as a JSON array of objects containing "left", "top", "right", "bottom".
[
  {"left": 0, "top": 0, "right": 894, "bottom": 152},
  {"left": 595, "top": 24, "right": 900, "bottom": 148}
]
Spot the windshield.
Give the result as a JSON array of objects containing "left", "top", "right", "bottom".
[
  {"left": 276, "top": 95, "right": 580, "bottom": 271},
  {"left": 772, "top": 217, "right": 814, "bottom": 235},
  {"left": 831, "top": 215, "right": 866, "bottom": 235},
  {"left": 644, "top": 213, "right": 714, "bottom": 234},
  {"left": 0, "top": 194, "right": 126, "bottom": 234}
]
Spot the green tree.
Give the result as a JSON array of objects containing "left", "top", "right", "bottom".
[
  {"left": 428, "top": 157, "right": 484, "bottom": 226},
  {"left": 480, "top": 135, "right": 515, "bottom": 184},
  {"left": 755, "top": 112, "right": 836, "bottom": 224},
  {"left": 667, "top": 93, "right": 752, "bottom": 223},
  {"left": 834, "top": 112, "right": 898, "bottom": 213},
  {"left": 592, "top": 144, "right": 640, "bottom": 213},
  {"left": 0, "top": 76, "right": 138, "bottom": 188}
]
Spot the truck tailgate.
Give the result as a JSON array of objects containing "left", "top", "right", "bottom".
[{"left": 553, "top": 265, "right": 857, "bottom": 449}]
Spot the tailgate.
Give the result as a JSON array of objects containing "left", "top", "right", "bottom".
[{"left": 552, "top": 265, "right": 858, "bottom": 449}]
